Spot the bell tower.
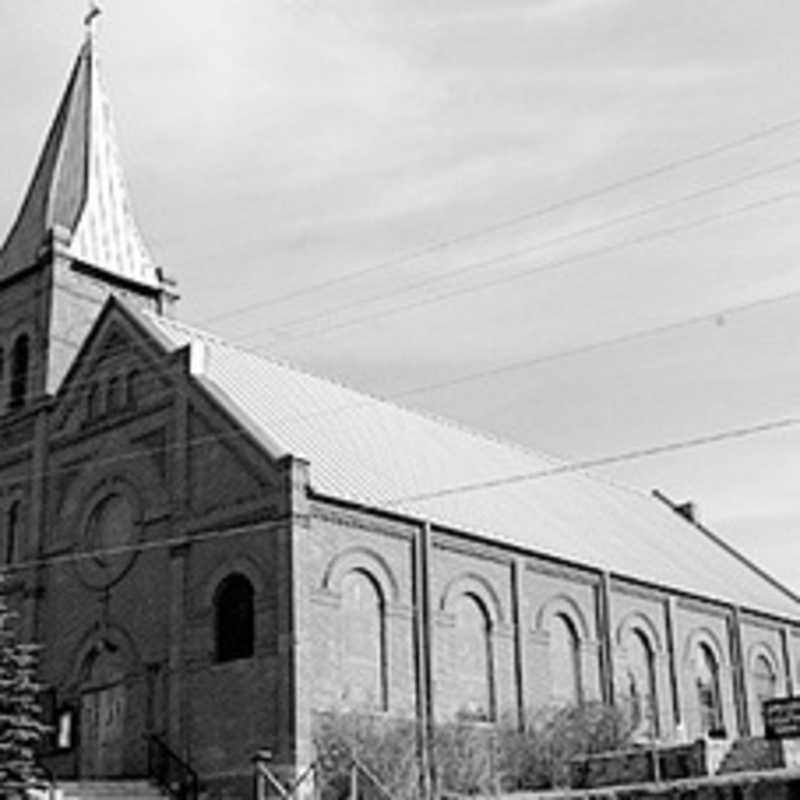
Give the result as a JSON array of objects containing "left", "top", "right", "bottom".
[{"left": 0, "top": 12, "right": 177, "bottom": 414}]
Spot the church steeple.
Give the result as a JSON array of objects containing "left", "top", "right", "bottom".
[
  {"left": 0, "top": 18, "right": 177, "bottom": 410},
  {"left": 0, "top": 17, "right": 166, "bottom": 291}
]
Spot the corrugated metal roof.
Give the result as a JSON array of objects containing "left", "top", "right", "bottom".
[{"left": 135, "top": 308, "right": 800, "bottom": 620}]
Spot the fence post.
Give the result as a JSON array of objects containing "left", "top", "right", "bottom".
[
  {"left": 349, "top": 762, "right": 358, "bottom": 800},
  {"left": 253, "top": 749, "right": 272, "bottom": 800}
]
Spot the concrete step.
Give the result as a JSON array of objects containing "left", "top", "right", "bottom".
[
  {"left": 57, "top": 781, "right": 167, "bottom": 800},
  {"left": 716, "top": 737, "right": 784, "bottom": 775}
]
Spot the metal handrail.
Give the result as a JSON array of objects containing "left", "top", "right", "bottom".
[
  {"left": 348, "top": 755, "right": 395, "bottom": 800},
  {"left": 146, "top": 734, "right": 199, "bottom": 800}
]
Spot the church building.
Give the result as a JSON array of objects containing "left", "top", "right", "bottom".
[{"left": 1, "top": 24, "right": 799, "bottom": 799}]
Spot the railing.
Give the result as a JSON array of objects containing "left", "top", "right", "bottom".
[
  {"left": 253, "top": 750, "right": 397, "bottom": 800},
  {"left": 38, "top": 760, "right": 58, "bottom": 800},
  {"left": 347, "top": 755, "right": 395, "bottom": 800},
  {"left": 146, "top": 734, "right": 199, "bottom": 800}
]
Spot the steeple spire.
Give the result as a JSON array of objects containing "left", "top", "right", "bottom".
[{"left": 0, "top": 19, "right": 166, "bottom": 292}]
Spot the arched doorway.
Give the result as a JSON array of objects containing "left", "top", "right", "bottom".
[{"left": 79, "top": 644, "right": 128, "bottom": 777}]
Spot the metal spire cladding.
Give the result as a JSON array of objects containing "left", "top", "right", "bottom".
[{"left": 0, "top": 21, "right": 163, "bottom": 289}]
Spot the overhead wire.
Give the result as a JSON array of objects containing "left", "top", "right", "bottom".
[
  {"left": 0, "top": 282, "right": 799, "bottom": 495},
  {"left": 1, "top": 412, "right": 799, "bottom": 576},
  {"left": 196, "top": 111, "right": 800, "bottom": 327},
  {"left": 13, "top": 170, "right": 800, "bottom": 398},
  {"left": 233, "top": 155, "right": 800, "bottom": 342},
  {"left": 379, "top": 415, "right": 800, "bottom": 507},
  {"left": 239, "top": 191, "right": 800, "bottom": 347}
]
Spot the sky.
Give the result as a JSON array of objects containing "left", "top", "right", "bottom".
[{"left": 0, "top": 0, "right": 799, "bottom": 591}]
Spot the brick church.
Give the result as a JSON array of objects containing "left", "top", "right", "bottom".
[{"left": 1, "top": 23, "right": 799, "bottom": 799}]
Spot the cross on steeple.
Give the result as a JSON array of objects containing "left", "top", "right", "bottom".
[{"left": 84, "top": 1, "right": 102, "bottom": 35}]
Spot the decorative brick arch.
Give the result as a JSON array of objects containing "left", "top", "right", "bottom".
[
  {"left": 746, "top": 641, "right": 781, "bottom": 681},
  {"left": 615, "top": 610, "right": 663, "bottom": 653},
  {"left": 322, "top": 546, "right": 399, "bottom": 605},
  {"left": 534, "top": 593, "right": 590, "bottom": 641},
  {"left": 65, "top": 620, "right": 143, "bottom": 690},
  {"left": 682, "top": 626, "right": 728, "bottom": 669},
  {"left": 440, "top": 572, "right": 505, "bottom": 626}
]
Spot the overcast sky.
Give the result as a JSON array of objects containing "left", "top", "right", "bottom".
[{"left": 1, "top": 0, "right": 799, "bottom": 592}]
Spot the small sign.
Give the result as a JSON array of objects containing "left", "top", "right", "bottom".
[{"left": 763, "top": 697, "right": 800, "bottom": 739}]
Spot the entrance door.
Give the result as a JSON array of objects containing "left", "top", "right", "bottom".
[{"left": 80, "top": 682, "right": 127, "bottom": 776}]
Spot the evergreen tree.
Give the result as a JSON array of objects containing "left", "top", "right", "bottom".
[{"left": 0, "top": 594, "right": 48, "bottom": 794}]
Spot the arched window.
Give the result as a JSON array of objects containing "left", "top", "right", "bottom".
[
  {"left": 87, "top": 383, "right": 101, "bottom": 420},
  {"left": 9, "top": 334, "right": 30, "bottom": 410},
  {"left": 107, "top": 376, "right": 122, "bottom": 412},
  {"left": 214, "top": 574, "right": 254, "bottom": 663},
  {"left": 453, "top": 593, "right": 493, "bottom": 720},
  {"left": 340, "top": 570, "right": 386, "bottom": 710},
  {"left": 4, "top": 501, "right": 20, "bottom": 565},
  {"left": 126, "top": 370, "right": 140, "bottom": 407},
  {"left": 549, "top": 613, "right": 582, "bottom": 706},
  {"left": 0, "top": 346, "right": 5, "bottom": 395},
  {"left": 623, "top": 629, "right": 658, "bottom": 738},
  {"left": 752, "top": 654, "right": 777, "bottom": 714},
  {"left": 695, "top": 643, "right": 724, "bottom": 736}
]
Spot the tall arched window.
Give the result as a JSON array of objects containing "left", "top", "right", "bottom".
[
  {"left": 214, "top": 573, "right": 254, "bottom": 663},
  {"left": 752, "top": 654, "right": 777, "bottom": 714},
  {"left": 4, "top": 501, "right": 20, "bottom": 565},
  {"left": 9, "top": 334, "right": 30, "bottom": 410},
  {"left": 107, "top": 376, "right": 123, "bottom": 412},
  {"left": 549, "top": 613, "right": 582, "bottom": 706},
  {"left": 87, "top": 383, "right": 101, "bottom": 420},
  {"left": 340, "top": 570, "right": 386, "bottom": 710},
  {"left": 126, "top": 370, "right": 140, "bottom": 407},
  {"left": 453, "top": 593, "right": 493, "bottom": 720},
  {"left": 696, "top": 643, "right": 724, "bottom": 735},
  {"left": 623, "top": 629, "right": 658, "bottom": 737}
]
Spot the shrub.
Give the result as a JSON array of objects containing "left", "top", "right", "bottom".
[
  {"left": 313, "top": 710, "right": 420, "bottom": 800},
  {"left": 500, "top": 702, "right": 635, "bottom": 790},
  {"left": 313, "top": 702, "right": 633, "bottom": 798},
  {"left": 432, "top": 721, "right": 500, "bottom": 797}
]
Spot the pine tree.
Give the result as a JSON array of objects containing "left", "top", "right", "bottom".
[{"left": 0, "top": 594, "right": 48, "bottom": 794}]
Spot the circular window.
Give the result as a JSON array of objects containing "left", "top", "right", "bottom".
[{"left": 76, "top": 490, "right": 139, "bottom": 589}]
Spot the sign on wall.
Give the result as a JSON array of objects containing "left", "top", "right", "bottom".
[{"left": 763, "top": 697, "right": 800, "bottom": 739}]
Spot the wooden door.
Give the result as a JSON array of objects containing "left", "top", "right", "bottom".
[{"left": 80, "top": 683, "right": 126, "bottom": 776}]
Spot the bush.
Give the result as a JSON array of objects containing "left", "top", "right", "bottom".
[
  {"left": 433, "top": 721, "right": 499, "bottom": 797},
  {"left": 500, "top": 702, "right": 635, "bottom": 790},
  {"left": 313, "top": 702, "right": 633, "bottom": 798},
  {"left": 313, "top": 711, "right": 420, "bottom": 800}
]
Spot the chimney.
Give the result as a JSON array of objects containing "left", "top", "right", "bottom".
[{"left": 675, "top": 501, "right": 698, "bottom": 524}]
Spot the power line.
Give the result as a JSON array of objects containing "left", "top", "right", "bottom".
[
  {"left": 12, "top": 158, "right": 800, "bottom": 395},
  {"left": 244, "top": 191, "right": 800, "bottom": 347},
  {"left": 388, "top": 286, "right": 800, "bottom": 401},
  {"left": 2, "top": 413, "right": 798, "bottom": 575},
  {"left": 0, "top": 515, "right": 290, "bottom": 576},
  {"left": 233, "top": 155, "right": 800, "bottom": 341},
  {"left": 1, "top": 281, "right": 799, "bottom": 495},
  {"left": 380, "top": 416, "right": 800, "bottom": 507},
  {"left": 196, "top": 111, "right": 800, "bottom": 328}
]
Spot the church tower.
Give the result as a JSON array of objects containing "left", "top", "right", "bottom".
[{"left": 0, "top": 17, "right": 176, "bottom": 415}]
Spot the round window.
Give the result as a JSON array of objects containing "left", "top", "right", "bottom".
[{"left": 76, "top": 491, "right": 139, "bottom": 589}]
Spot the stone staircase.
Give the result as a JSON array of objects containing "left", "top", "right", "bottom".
[
  {"left": 716, "top": 737, "right": 785, "bottom": 775},
  {"left": 56, "top": 781, "right": 169, "bottom": 800}
]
